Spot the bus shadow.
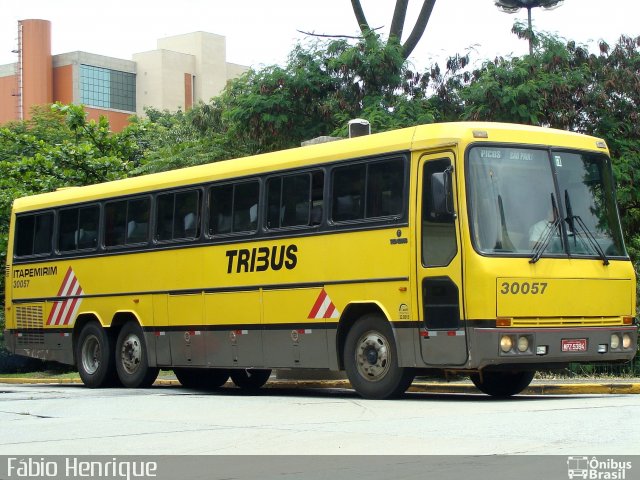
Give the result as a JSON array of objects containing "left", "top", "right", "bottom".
[{"left": 150, "top": 383, "right": 571, "bottom": 402}]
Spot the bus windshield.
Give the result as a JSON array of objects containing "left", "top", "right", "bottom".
[{"left": 467, "top": 146, "right": 626, "bottom": 259}]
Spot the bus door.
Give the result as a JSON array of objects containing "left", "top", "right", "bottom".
[{"left": 416, "top": 152, "right": 468, "bottom": 366}]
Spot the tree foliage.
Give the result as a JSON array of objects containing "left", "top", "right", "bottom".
[{"left": 0, "top": 104, "right": 143, "bottom": 306}]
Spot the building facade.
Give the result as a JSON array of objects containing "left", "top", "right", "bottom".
[{"left": 0, "top": 19, "right": 248, "bottom": 131}]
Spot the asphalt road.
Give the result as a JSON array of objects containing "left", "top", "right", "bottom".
[{"left": 1, "top": 382, "right": 639, "bottom": 456}]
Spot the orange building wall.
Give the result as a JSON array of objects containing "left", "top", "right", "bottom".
[
  {"left": 0, "top": 73, "right": 18, "bottom": 124},
  {"left": 86, "top": 107, "right": 131, "bottom": 132},
  {"left": 184, "top": 73, "right": 193, "bottom": 110},
  {"left": 20, "top": 19, "right": 53, "bottom": 120},
  {"left": 52, "top": 64, "right": 73, "bottom": 104}
]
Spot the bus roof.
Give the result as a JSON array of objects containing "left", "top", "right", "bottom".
[{"left": 11, "top": 121, "right": 607, "bottom": 213}]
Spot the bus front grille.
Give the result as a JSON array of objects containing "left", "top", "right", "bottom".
[{"left": 511, "top": 317, "right": 625, "bottom": 328}]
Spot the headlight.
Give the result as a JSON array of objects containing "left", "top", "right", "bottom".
[
  {"left": 622, "top": 333, "right": 632, "bottom": 350},
  {"left": 517, "top": 336, "right": 529, "bottom": 352},
  {"left": 500, "top": 335, "right": 513, "bottom": 353},
  {"left": 610, "top": 334, "right": 620, "bottom": 350}
]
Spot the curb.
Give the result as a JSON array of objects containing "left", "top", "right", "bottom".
[{"left": 1, "top": 377, "right": 638, "bottom": 394}]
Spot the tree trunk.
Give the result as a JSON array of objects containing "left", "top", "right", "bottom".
[{"left": 350, "top": 0, "right": 437, "bottom": 59}]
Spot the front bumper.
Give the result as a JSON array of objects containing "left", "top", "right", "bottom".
[{"left": 468, "top": 326, "right": 638, "bottom": 370}]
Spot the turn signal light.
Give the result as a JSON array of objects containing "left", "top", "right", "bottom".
[
  {"left": 623, "top": 317, "right": 633, "bottom": 325},
  {"left": 496, "top": 318, "right": 512, "bottom": 327}
]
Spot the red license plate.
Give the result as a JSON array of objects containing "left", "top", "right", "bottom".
[{"left": 562, "top": 339, "right": 587, "bottom": 352}]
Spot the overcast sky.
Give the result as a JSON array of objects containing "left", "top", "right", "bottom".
[{"left": 1, "top": 0, "right": 639, "bottom": 71}]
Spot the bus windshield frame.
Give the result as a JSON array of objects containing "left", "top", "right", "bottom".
[{"left": 466, "top": 143, "right": 627, "bottom": 260}]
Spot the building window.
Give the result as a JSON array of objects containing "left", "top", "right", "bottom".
[{"left": 80, "top": 65, "right": 136, "bottom": 112}]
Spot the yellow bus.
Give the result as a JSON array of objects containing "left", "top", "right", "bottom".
[{"left": 4, "top": 122, "right": 637, "bottom": 399}]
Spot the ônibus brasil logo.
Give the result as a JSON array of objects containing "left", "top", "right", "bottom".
[{"left": 567, "top": 457, "right": 633, "bottom": 480}]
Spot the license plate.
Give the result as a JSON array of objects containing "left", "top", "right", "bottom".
[{"left": 562, "top": 339, "right": 587, "bottom": 352}]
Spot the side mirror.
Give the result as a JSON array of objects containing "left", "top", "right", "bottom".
[{"left": 431, "top": 166, "right": 455, "bottom": 217}]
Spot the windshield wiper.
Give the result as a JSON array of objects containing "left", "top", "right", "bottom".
[
  {"left": 564, "top": 190, "right": 609, "bottom": 266},
  {"left": 530, "top": 216, "right": 562, "bottom": 264},
  {"left": 530, "top": 193, "right": 561, "bottom": 264}
]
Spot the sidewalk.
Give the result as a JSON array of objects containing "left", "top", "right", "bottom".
[{"left": 0, "top": 376, "right": 638, "bottom": 394}]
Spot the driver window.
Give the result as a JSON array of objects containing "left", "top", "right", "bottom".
[{"left": 422, "top": 158, "right": 457, "bottom": 267}]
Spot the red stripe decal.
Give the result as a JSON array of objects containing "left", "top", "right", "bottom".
[
  {"left": 308, "top": 289, "right": 327, "bottom": 319},
  {"left": 324, "top": 303, "right": 336, "bottom": 319}
]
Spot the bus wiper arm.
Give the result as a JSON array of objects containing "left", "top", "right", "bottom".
[
  {"left": 529, "top": 216, "right": 562, "bottom": 264},
  {"left": 570, "top": 214, "right": 610, "bottom": 266},
  {"left": 564, "top": 190, "right": 609, "bottom": 266}
]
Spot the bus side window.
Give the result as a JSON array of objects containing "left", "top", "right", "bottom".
[
  {"left": 126, "top": 198, "right": 150, "bottom": 243},
  {"left": 332, "top": 164, "right": 365, "bottom": 221},
  {"left": 331, "top": 158, "right": 404, "bottom": 223},
  {"left": 174, "top": 191, "right": 200, "bottom": 239},
  {"left": 155, "top": 191, "right": 200, "bottom": 242},
  {"left": 58, "top": 206, "right": 99, "bottom": 252},
  {"left": 232, "top": 182, "right": 259, "bottom": 232},
  {"left": 15, "top": 212, "right": 53, "bottom": 257},
  {"left": 266, "top": 171, "right": 323, "bottom": 229},
  {"left": 106, "top": 197, "right": 150, "bottom": 247},
  {"left": 209, "top": 181, "right": 258, "bottom": 235},
  {"left": 367, "top": 158, "right": 404, "bottom": 218}
]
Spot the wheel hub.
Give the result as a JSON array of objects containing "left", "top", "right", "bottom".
[
  {"left": 120, "top": 334, "right": 141, "bottom": 374},
  {"left": 355, "top": 331, "right": 390, "bottom": 381},
  {"left": 81, "top": 334, "right": 101, "bottom": 375}
]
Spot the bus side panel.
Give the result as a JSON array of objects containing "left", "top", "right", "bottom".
[
  {"left": 262, "top": 287, "right": 329, "bottom": 368},
  {"left": 204, "top": 290, "right": 262, "bottom": 367}
]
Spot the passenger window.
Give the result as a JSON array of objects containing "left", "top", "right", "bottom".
[
  {"left": 266, "top": 172, "right": 323, "bottom": 229},
  {"left": 15, "top": 212, "right": 53, "bottom": 257},
  {"left": 332, "top": 164, "right": 365, "bottom": 221},
  {"left": 209, "top": 181, "right": 259, "bottom": 235},
  {"left": 155, "top": 190, "right": 200, "bottom": 242},
  {"left": 58, "top": 205, "right": 99, "bottom": 252},
  {"left": 367, "top": 159, "right": 404, "bottom": 218},
  {"left": 105, "top": 197, "right": 150, "bottom": 247},
  {"left": 331, "top": 158, "right": 404, "bottom": 222}
]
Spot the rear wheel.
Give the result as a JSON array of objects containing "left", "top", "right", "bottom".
[
  {"left": 344, "top": 314, "right": 415, "bottom": 399},
  {"left": 76, "top": 322, "right": 117, "bottom": 388},
  {"left": 174, "top": 368, "right": 229, "bottom": 389},
  {"left": 115, "top": 322, "right": 159, "bottom": 388},
  {"left": 470, "top": 370, "right": 535, "bottom": 397},
  {"left": 230, "top": 369, "right": 271, "bottom": 390}
]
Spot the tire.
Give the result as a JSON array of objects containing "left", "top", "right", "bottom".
[
  {"left": 470, "top": 370, "right": 535, "bottom": 397},
  {"left": 230, "top": 369, "right": 271, "bottom": 390},
  {"left": 344, "top": 314, "right": 415, "bottom": 399},
  {"left": 115, "top": 322, "right": 159, "bottom": 388},
  {"left": 174, "top": 368, "right": 229, "bottom": 390},
  {"left": 76, "top": 321, "right": 118, "bottom": 388}
]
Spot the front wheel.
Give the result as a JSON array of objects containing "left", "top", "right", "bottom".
[
  {"left": 344, "top": 314, "right": 415, "bottom": 399},
  {"left": 470, "top": 370, "right": 535, "bottom": 397},
  {"left": 115, "top": 322, "right": 159, "bottom": 388},
  {"left": 230, "top": 369, "right": 271, "bottom": 390},
  {"left": 76, "top": 322, "right": 117, "bottom": 388}
]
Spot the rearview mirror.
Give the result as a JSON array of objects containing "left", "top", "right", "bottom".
[{"left": 431, "top": 166, "right": 455, "bottom": 217}]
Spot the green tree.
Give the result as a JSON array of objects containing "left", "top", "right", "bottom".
[
  {"left": 0, "top": 104, "right": 141, "bottom": 315},
  {"left": 129, "top": 104, "right": 250, "bottom": 175},
  {"left": 215, "top": 32, "right": 437, "bottom": 153}
]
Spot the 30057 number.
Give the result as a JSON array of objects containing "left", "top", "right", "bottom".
[
  {"left": 500, "top": 281, "right": 548, "bottom": 295},
  {"left": 13, "top": 279, "right": 30, "bottom": 289}
]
